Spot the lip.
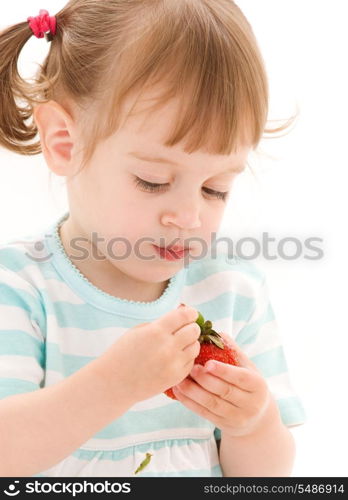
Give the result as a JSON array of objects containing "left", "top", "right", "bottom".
[
  {"left": 167, "top": 245, "right": 189, "bottom": 252},
  {"left": 153, "top": 245, "right": 190, "bottom": 261}
]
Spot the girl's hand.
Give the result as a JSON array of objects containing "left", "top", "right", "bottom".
[
  {"left": 172, "top": 334, "right": 272, "bottom": 438},
  {"left": 101, "top": 306, "right": 201, "bottom": 403}
]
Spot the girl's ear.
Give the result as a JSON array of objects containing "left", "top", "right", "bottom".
[{"left": 33, "top": 100, "right": 78, "bottom": 177}]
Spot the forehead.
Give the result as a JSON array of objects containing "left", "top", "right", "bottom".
[{"left": 115, "top": 86, "right": 252, "bottom": 171}]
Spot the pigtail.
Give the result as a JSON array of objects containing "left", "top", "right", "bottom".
[
  {"left": 0, "top": 0, "right": 296, "bottom": 163},
  {"left": 0, "top": 22, "right": 41, "bottom": 155}
]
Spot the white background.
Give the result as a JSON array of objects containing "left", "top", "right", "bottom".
[{"left": 0, "top": 0, "right": 347, "bottom": 477}]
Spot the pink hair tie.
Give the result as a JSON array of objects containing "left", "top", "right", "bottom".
[{"left": 27, "top": 9, "right": 57, "bottom": 41}]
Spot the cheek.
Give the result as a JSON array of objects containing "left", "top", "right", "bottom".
[
  {"left": 204, "top": 208, "right": 224, "bottom": 223},
  {"left": 105, "top": 196, "right": 156, "bottom": 243},
  {"left": 200, "top": 206, "right": 225, "bottom": 234}
]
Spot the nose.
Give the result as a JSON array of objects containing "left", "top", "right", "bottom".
[{"left": 161, "top": 196, "right": 202, "bottom": 229}]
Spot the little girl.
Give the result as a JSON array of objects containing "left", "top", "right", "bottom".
[{"left": 0, "top": 1, "right": 306, "bottom": 477}]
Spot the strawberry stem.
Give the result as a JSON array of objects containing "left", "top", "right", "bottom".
[{"left": 196, "top": 311, "right": 225, "bottom": 349}]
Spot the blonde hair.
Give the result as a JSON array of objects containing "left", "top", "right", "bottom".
[{"left": 0, "top": 0, "right": 297, "bottom": 170}]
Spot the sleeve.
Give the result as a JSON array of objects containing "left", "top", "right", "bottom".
[
  {"left": 214, "top": 264, "right": 306, "bottom": 441},
  {"left": 0, "top": 264, "right": 46, "bottom": 400},
  {"left": 235, "top": 274, "right": 306, "bottom": 427}
]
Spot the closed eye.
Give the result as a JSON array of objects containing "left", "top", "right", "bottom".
[{"left": 134, "top": 177, "right": 229, "bottom": 201}]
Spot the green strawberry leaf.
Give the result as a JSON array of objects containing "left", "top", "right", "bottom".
[
  {"left": 207, "top": 334, "right": 224, "bottom": 349},
  {"left": 196, "top": 311, "right": 205, "bottom": 329},
  {"left": 196, "top": 312, "right": 225, "bottom": 349}
]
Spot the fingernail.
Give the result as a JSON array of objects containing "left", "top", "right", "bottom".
[
  {"left": 205, "top": 361, "right": 216, "bottom": 372},
  {"left": 190, "top": 365, "right": 200, "bottom": 376}
]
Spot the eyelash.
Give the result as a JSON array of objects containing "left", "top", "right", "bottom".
[{"left": 134, "top": 177, "right": 229, "bottom": 201}]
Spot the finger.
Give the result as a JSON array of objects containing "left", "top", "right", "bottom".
[
  {"left": 189, "top": 364, "right": 249, "bottom": 405},
  {"left": 175, "top": 322, "right": 201, "bottom": 351},
  {"left": 182, "top": 340, "right": 201, "bottom": 368},
  {"left": 173, "top": 376, "right": 239, "bottom": 419},
  {"left": 154, "top": 305, "right": 199, "bottom": 335},
  {"left": 172, "top": 385, "right": 229, "bottom": 425},
  {"left": 203, "top": 360, "right": 260, "bottom": 392}
]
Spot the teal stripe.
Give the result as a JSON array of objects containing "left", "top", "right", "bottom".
[
  {"left": 45, "top": 342, "right": 93, "bottom": 374},
  {"left": 230, "top": 292, "right": 258, "bottom": 322},
  {"left": 0, "top": 378, "right": 40, "bottom": 399},
  {"left": 0, "top": 330, "right": 44, "bottom": 362},
  {"left": 0, "top": 282, "right": 46, "bottom": 336},
  {"left": 73, "top": 440, "right": 223, "bottom": 477},
  {"left": 94, "top": 403, "right": 214, "bottom": 440},
  {"left": 0, "top": 282, "right": 36, "bottom": 311},
  {"left": 45, "top": 344, "right": 217, "bottom": 439},
  {"left": 0, "top": 252, "right": 68, "bottom": 283},
  {"left": 236, "top": 302, "right": 276, "bottom": 345},
  {"left": 39, "top": 261, "right": 66, "bottom": 281},
  {"left": 185, "top": 254, "right": 264, "bottom": 286},
  {"left": 225, "top": 256, "right": 265, "bottom": 282},
  {"left": 47, "top": 289, "right": 255, "bottom": 329},
  {"left": 0, "top": 248, "right": 33, "bottom": 272},
  {"left": 74, "top": 437, "right": 214, "bottom": 460},
  {"left": 34, "top": 289, "right": 55, "bottom": 316},
  {"left": 186, "top": 255, "right": 235, "bottom": 285},
  {"left": 51, "top": 301, "right": 151, "bottom": 329},
  {"left": 195, "top": 292, "right": 255, "bottom": 324},
  {"left": 277, "top": 396, "right": 307, "bottom": 426},
  {"left": 250, "top": 346, "right": 288, "bottom": 377}
]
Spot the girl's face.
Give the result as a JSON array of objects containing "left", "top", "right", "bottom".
[{"left": 64, "top": 92, "right": 251, "bottom": 292}]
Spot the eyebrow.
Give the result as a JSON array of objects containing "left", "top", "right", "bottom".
[{"left": 128, "top": 151, "right": 245, "bottom": 173}]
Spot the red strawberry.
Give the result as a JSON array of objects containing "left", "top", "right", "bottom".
[{"left": 164, "top": 310, "right": 239, "bottom": 400}]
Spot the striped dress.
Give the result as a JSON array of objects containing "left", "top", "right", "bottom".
[{"left": 0, "top": 211, "right": 306, "bottom": 477}]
